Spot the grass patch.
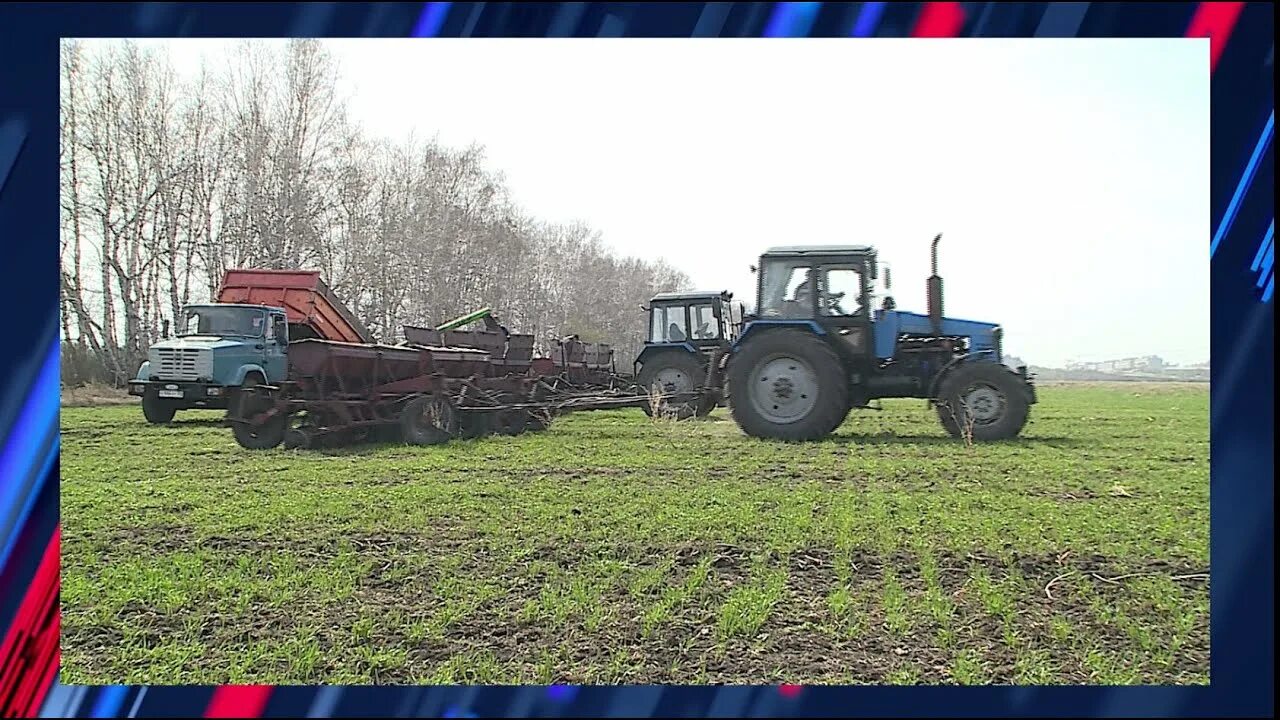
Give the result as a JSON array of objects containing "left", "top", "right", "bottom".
[{"left": 61, "top": 385, "right": 1209, "bottom": 684}]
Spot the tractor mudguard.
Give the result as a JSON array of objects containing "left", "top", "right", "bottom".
[
  {"left": 732, "top": 320, "right": 827, "bottom": 351},
  {"left": 635, "top": 342, "right": 698, "bottom": 367},
  {"left": 928, "top": 352, "right": 1035, "bottom": 404}
]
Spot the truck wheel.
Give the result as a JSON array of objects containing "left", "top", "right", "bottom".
[
  {"left": 638, "top": 352, "right": 708, "bottom": 419},
  {"left": 142, "top": 395, "right": 177, "bottom": 424},
  {"left": 231, "top": 374, "right": 286, "bottom": 450},
  {"left": 400, "top": 394, "right": 458, "bottom": 446},
  {"left": 231, "top": 373, "right": 266, "bottom": 418},
  {"left": 728, "top": 329, "right": 848, "bottom": 441},
  {"left": 935, "top": 362, "right": 1030, "bottom": 441}
]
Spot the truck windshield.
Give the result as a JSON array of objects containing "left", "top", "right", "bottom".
[{"left": 181, "top": 306, "right": 265, "bottom": 338}]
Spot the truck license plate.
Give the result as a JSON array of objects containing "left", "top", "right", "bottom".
[{"left": 158, "top": 389, "right": 183, "bottom": 399}]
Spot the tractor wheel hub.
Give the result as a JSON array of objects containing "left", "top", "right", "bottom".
[{"left": 749, "top": 355, "right": 819, "bottom": 425}]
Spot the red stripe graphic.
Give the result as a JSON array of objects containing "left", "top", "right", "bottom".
[
  {"left": 204, "top": 685, "right": 275, "bottom": 718},
  {"left": 912, "top": 2, "right": 966, "bottom": 37},
  {"left": 0, "top": 528, "right": 60, "bottom": 719},
  {"left": 1185, "top": 1, "right": 1246, "bottom": 73}
]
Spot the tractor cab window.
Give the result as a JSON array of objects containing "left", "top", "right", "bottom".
[
  {"left": 759, "top": 259, "right": 815, "bottom": 318},
  {"left": 690, "top": 303, "right": 719, "bottom": 340},
  {"left": 649, "top": 304, "right": 689, "bottom": 343},
  {"left": 818, "top": 265, "right": 866, "bottom": 317}
]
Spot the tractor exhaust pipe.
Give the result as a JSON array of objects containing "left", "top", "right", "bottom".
[{"left": 927, "top": 233, "right": 943, "bottom": 335}]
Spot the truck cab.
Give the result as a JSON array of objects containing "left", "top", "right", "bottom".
[
  {"left": 635, "top": 290, "right": 738, "bottom": 418},
  {"left": 128, "top": 303, "right": 290, "bottom": 423}
]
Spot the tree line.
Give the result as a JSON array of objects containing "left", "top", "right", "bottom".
[{"left": 59, "top": 39, "right": 690, "bottom": 386}]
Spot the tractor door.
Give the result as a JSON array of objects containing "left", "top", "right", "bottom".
[
  {"left": 688, "top": 300, "right": 721, "bottom": 349},
  {"left": 814, "top": 263, "right": 873, "bottom": 360}
]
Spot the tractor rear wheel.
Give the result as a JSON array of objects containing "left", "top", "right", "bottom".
[
  {"left": 935, "top": 362, "right": 1030, "bottom": 441},
  {"left": 638, "top": 352, "right": 711, "bottom": 419},
  {"left": 728, "top": 329, "right": 848, "bottom": 441}
]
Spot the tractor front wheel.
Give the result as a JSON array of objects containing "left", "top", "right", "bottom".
[
  {"left": 728, "top": 329, "right": 848, "bottom": 441},
  {"left": 935, "top": 362, "right": 1030, "bottom": 441},
  {"left": 638, "top": 352, "right": 712, "bottom": 419}
]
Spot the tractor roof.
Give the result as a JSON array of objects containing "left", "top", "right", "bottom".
[
  {"left": 763, "top": 245, "right": 875, "bottom": 258},
  {"left": 650, "top": 290, "right": 733, "bottom": 303}
]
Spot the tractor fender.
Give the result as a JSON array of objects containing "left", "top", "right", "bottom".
[
  {"left": 635, "top": 343, "right": 698, "bottom": 368},
  {"left": 229, "top": 364, "right": 271, "bottom": 387},
  {"left": 925, "top": 350, "right": 1040, "bottom": 403},
  {"left": 732, "top": 320, "right": 827, "bottom": 351}
]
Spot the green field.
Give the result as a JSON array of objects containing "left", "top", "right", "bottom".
[{"left": 60, "top": 383, "right": 1209, "bottom": 685}]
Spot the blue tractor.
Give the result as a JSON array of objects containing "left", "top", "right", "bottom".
[
  {"left": 634, "top": 290, "right": 740, "bottom": 419},
  {"left": 726, "top": 236, "right": 1036, "bottom": 441}
]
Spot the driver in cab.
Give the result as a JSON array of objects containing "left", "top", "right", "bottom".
[{"left": 792, "top": 272, "right": 848, "bottom": 316}]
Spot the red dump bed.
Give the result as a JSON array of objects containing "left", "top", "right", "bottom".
[{"left": 217, "top": 269, "right": 373, "bottom": 345}]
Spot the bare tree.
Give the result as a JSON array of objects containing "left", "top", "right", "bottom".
[{"left": 59, "top": 39, "right": 692, "bottom": 385}]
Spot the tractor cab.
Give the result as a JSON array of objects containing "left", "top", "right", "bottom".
[
  {"left": 746, "top": 246, "right": 879, "bottom": 358},
  {"left": 755, "top": 246, "right": 877, "bottom": 321},
  {"left": 645, "top": 290, "right": 738, "bottom": 348},
  {"left": 635, "top": 290, "right": 737, "bottom": 419}
]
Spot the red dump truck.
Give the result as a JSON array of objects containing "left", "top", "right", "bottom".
[
  {"left": 216, "top": 269, "right": 373, "bottom": 344},
  {"left": 128, "top": 269, "right": 372, "bottom": 423}
]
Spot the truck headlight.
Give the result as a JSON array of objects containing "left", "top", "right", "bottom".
[{"left": 207, "top": 387, "right": 223, "bottom": 397}]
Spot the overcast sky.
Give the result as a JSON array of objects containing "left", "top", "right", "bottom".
[{"left": 135, "top": 37, "right": 1209, "bottom": 367}]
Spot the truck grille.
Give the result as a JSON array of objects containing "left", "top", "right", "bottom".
[{"left": 150, "top": 348, "right": 212, "bottom": 381}]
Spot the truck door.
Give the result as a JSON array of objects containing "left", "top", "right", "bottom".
[{"left": 264, "top": 312, "right": 289, "bottom": 382}]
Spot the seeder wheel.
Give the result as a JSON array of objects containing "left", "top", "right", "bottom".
[{"left": 400, "top": 394, "right": 458, "bottom": 446}]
